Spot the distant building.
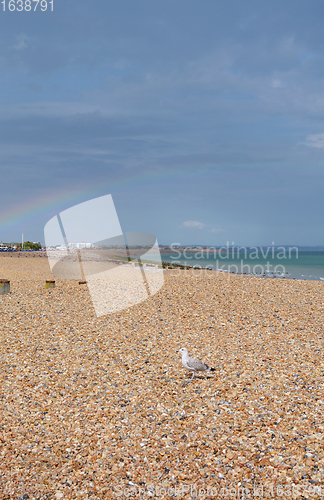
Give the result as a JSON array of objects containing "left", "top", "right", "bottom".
[
  {"left": 68, "top": 242, "right": 93, "bottom": 249},
  {"left": 54, "top": 242, "right": 93, "bottom": 250},
  {"left": 55, "top": 245, "right": 67, "bottom": 251}
]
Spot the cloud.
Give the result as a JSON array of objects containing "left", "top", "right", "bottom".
[
  {"left": 304, "top": 133, "right": 324, "bottom": 149},
  {"left": 0, "top": 102, "right": 100, "bottom": 120},
  {"left": 271, "top": 79, "right": 286, "bottom": 88},
  {"left": 13, "top": 40, "right": 27, "bottom": 50},
  {"left": 2, "top": 1, "right": 324, "bottom": 246},
  {"left": 13, "top": 34, "right": 29, "bottom": 51},
  {"left": 181, "top": 220, "right": 206, "bottom": 230}
]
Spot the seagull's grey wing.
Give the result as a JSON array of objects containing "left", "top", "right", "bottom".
[{"left": 187, "top": 356, "right": 209, "bottom": 371}]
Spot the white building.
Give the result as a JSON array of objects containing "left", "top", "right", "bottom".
[{"left": 68, "top": 242, "right": 93, "bottom": 249}]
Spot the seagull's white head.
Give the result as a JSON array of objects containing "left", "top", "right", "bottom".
[{"left": 179, "top": 348, "right": 188, "bottom": 355}]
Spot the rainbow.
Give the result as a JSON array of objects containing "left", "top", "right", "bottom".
[
  {"left": 0, "top": 188, "right": 91, "bottom": 233},
  {"left": 0, "top": 168, "right": 201, "bottom": 236}
]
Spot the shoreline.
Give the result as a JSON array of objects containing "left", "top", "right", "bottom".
[
  {"left": 1, "top": 251, "right": 323, "bottom": 282},
  {"left": 162, "top": 262, "right": 324, "bottom": 281}
]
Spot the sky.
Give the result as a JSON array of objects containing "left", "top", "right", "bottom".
[{"left": 1, "top": 0, "right": 324, "bottom": 246}]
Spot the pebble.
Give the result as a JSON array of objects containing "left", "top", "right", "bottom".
[{"left": 0, "top": 253, "right": 323, "bottom": 498}]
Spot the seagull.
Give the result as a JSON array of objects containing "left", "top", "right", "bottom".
[{"left": 179, "top": 348, "right": 215, "bottom": 380}]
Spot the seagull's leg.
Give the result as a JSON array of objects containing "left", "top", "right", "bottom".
[{"left": 190, "top": 371, "right": 195, "bottom": 381}]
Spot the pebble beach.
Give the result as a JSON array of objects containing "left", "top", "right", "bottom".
[{"left": 1, "top": 253, "right": 324, "bottom": 499}]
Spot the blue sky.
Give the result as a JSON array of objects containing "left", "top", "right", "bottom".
[{"left": 1, "top": 0, "right": 324, "bottom": 246}]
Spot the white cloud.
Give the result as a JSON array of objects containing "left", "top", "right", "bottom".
[
  {"left": 181, "top": 220, "right": 206, "bottom": 230},
  {"left": 13, "top": 34, "right": 29, "bottom": 50},
  {"left": 210, "top": 227, "right": 224, "bottom": 233},
  {"left": 271, "top": 79, "right": 286, "bottom": 88},
  {"left": 304, "top": 133, "right": 324, "bottom": 149},
  {"left": 13, "top": 40, "right": 27, "bottom": 50}
]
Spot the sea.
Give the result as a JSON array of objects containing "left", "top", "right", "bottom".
[{"left": 155, "top": 247, "right": 324, "bottom": 282}]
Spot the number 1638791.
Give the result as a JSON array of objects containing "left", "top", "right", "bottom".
[{"left": 1, "top": 0, "right": 53, "bottom": 10}]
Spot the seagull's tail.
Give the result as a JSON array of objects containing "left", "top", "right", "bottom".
[{"left": 207, "top": 365, "right": 215, "bottom": 372}]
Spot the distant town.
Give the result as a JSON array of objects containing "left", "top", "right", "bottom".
[{"left": 1, "top": 241, "right": 324, "bottom": 253}]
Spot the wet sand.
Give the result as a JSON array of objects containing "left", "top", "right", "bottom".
[{"left": 0, "top": 254, "right": 324, "bottom": 498}]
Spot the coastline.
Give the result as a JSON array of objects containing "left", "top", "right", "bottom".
[
  {"left": 1, "top": 250, "right": 323, "bottom": 282},
  {"left": 159, "top": 250, "right": 324, "bottom": 282}
]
